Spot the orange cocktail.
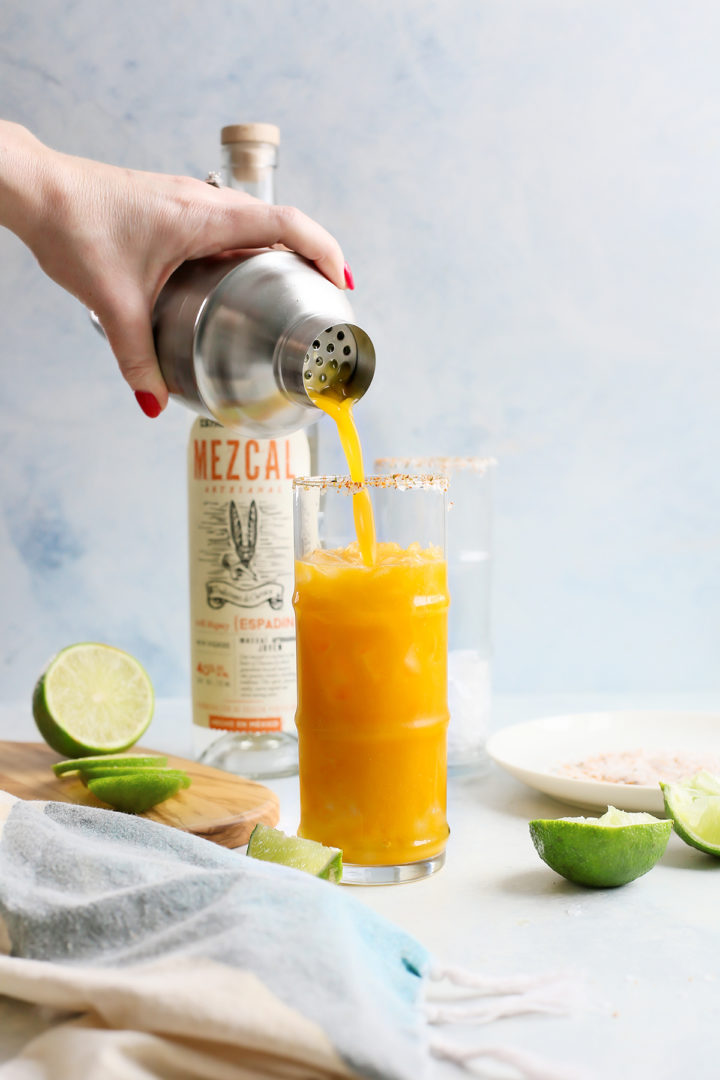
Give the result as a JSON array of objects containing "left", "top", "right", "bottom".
[{"left": 293, "top": 475, "right": 450, "bottom": 882}]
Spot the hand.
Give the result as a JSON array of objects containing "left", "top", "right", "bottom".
[{"left": 0, "top": 122, "right": 352, "bottom": 416}]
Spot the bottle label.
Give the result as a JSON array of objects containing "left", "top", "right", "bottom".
[{"left": 188, "top": 419, "right": 309, "bottom": 733}]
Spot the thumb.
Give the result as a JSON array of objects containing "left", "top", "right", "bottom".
[{"left": 97, "top": 291, "right": 169, "bottom": 418}]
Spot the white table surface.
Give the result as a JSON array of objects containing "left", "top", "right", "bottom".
[{"left": 1, "top": 692, "right": 719, "bottom": 1080}]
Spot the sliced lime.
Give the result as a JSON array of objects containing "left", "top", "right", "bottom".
[
  {"left": 661, "top": 773, "right": 720, "bottom": 856},
  {"left": 33, "top": 643, "right": 154, "bottom": 757},
  {"left": 672, "top": 770, "right": 720, "bottom": 796},
  {"left": 529, "top": 806, "right": 672, "bottom": 887},
  {"left": 53, "top": 754, "right": 167, "bottom": 776},
  {"left": 247, "top": 823, "right": 343, "bottom": 882},
  {"left": 88, "top": 773, "right": 183, "bottom": 814},
  {"left": 80, "top": 767, "right": 191, "bottom": 789}
]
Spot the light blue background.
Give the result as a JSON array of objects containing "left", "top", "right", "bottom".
[{"left": 1, "top": 0, "right": 719, "bottom": 701}]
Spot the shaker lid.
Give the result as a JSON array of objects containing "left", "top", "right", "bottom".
[{"left": 221, "top": 123, "right": 280, "bottom": 146}]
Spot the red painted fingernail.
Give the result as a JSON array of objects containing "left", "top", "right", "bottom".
[
  {"left": 135, "top": 391, "right": 162, "bottom": 418},
  {"left": 344, "top": 262, "right": 355, "bottom": 290}
]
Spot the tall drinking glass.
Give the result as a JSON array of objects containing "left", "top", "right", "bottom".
[
  {"left": 375, "top": 457, "right": 495, "bottom": 775},
  {"left": 293, "top": 474, "right": 450, "bottom": 884}
]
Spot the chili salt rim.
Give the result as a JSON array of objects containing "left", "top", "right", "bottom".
[
  {"left": 374, "top": 456, "right": 497, "bottom": 475},
  {"left": 292, "top": 473, "right": 449, "bottom": 494}
]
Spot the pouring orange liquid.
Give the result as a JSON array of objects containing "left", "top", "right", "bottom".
[
  {"left": 294, "top": 392, "right": 449, "bottom": 868},
  {"left": 308, "top": 391, "right": 376, "bottom": 566}
]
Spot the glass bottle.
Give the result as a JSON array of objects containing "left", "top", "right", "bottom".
[{"left": 189, "top": 122, "right": 309, "bottom": 778}]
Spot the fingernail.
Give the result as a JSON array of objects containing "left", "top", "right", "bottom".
[
  {"left": 135, "top": 391, "right": 162, "bottom": 418},
  {"left": 344, "top": 262, "right": 355, "bottom": 290}
]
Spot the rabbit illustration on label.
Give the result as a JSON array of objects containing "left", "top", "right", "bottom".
[
  {"left": 206, "top": 500, "right": 284, "bottom": 611},
  {"left": 222, "top": 501, "right": 259, "bottom": 581}
]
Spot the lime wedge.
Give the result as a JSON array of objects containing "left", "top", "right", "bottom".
[
  {"left": 661, "top": 773, "right": 720, "bottom": 856},
  {"left": 247, "top": 823, "right": 343, "bottom": 882},
  {"left": 53, "top": 754, "right": 167, "bottom": 776},
  {"left": 33, "top": 643, "right": 154, "bottom": 757},
  {"left": 88, "top": 773, "right": 183, "bottom": 814},
  {"left": 529, "top": 806, "right": 672, "bottom": 887}
]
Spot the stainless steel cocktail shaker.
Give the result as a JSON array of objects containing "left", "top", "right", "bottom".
[{"left": 152, "top": 249, "right": 375, "bottom": 436}]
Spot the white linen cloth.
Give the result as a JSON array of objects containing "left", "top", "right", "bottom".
[{"left": 0, "top": 791, "right": 588, "bottom": 1080}]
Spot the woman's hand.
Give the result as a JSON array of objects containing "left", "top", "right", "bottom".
[{"left": 0, "top": 122, "right": 352, "bottom": 416}]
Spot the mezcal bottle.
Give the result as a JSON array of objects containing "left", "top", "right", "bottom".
[{"left": 189, "top": 123, "right": 310, "bottom": 778}]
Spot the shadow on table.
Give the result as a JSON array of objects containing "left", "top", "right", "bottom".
[
  {"left": 660, "top": 844, "right": 720, "bottom": 871},
  {"left": 497, "top": 867, "right": 588, "bottom": 898}
]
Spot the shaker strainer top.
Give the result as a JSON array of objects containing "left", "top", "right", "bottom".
[{"left": 302, "top": 324, "right": 358, "bottom": 395}]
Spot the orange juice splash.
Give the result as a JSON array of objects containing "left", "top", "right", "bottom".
[{"left": 309, "top": 391, "right": 377, "bottom": 566}]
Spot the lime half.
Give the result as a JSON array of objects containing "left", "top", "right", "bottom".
[
  {"left": 529, "top": 806, "right": 672, "bottom": 888},
  {"left": 661, "top": 773, "right": 720, "bottom": 856},
  {"left": 33, "top": 643, "right": 154, "bottom": 757},
  {"left": 247, "top": 823, "right": 343, "bottom": 882}
]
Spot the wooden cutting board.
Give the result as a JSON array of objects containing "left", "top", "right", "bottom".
[{"left": 0, "top": 741, "right": 280, "bottom": 849}]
